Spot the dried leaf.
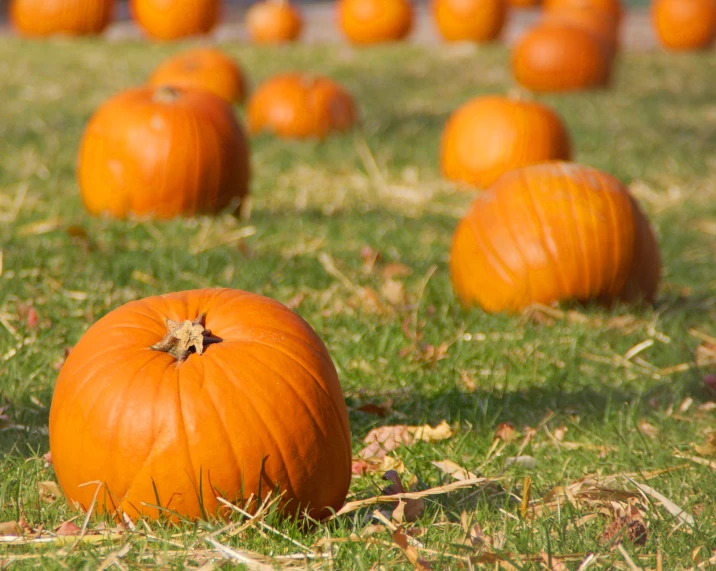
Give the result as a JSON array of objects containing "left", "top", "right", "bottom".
[
  {"left": 38, "top": 481, "right": 63, "bottom": 503},
  {"left": 600, "top": 514, "right": 648, "bottom": 547},
  {"left": 495, "top": 423, "right": 517, "bottom": 443},
  {"left": 383, "top": 472, "right": 424, "bottom": 522},
  {"left": 380, "top": 279, "right": 407, "bottom": 306},
  {"left": 44, "top": 451, "right": 53, "bottom": 465},
  {"left": 359, "top": 245, "right": 382, "bottom": 273},
  {"left": 638, "top": 419, "right": 660, "bottom": 440},
  {"left": 432, "top": 460, "right": 477, "bottom": 481},
  {"left": 358, "top": 421, "right": 453, "bottom": 459},
  {"left": 695, "top": 342, "right": 716, "bottom": 366},
  {"left": 705, "top": 375, "right": 716, "bottom": 392},
  {"left": 381, "top": 262, "right": 412, "bottom": 280},
  {"left": 392, "top": 528, "right": 432, "bottom": 570},
  {"left": 55, "top": 520, "right": 81, "bottom": 536},
  {"left": 459, "top": 370, "right": 477, "bottom": 392},
  {"left": 284, "top": 293, "right": 305, "bottom": 310},
  {"left": 352, "top": 456, "right": 405, "bottom": 476},
  {"left": 356, "top": 401, "right": 393, "bottom": 417},
  {"left": 466, "top": 522, "right": 491, "bottom": 547},
  {"left": 693, "top": 431, "right": 716, "bottom": 456},
  {"left": 553, "top": 426, "right": 568, "bottom": 442},
  {"left": 0, "top": 521, "right": 22, "bottom": 536}
]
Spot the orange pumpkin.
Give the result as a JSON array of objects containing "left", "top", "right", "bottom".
[
  {"left": 652, "top": 0, "right": 716, "bottom": 50},
  {"left": 337, "top": 0, "right": 413, "bottom": 44},
  {"left": 78, "top": 86, "right": 250, "bottom": 219},
  {"left": 542, "top": 5, "right": 620, "bottom": 57},
  {"left": 511, "top": 22, "right": 612, "bottom": 92},
  {"left": 450, "top": 162, "right": 660, "bottom": 313},
  {"left": 245, "top": 0, "right": 303, "bottom": 44},
  {"left": 148, "top": 48, "right": 248, "bottom": 105},
  {"left": 509, "top": 0, "right": 540, "bottom": 8},
  {"left": 440, "top": 96, "right": 572, "bottom": 188},
  {"left": 131, "top": 0, "right": 220, "bottom": 40},
  {"left": 49, "top": 288, "right": 352, "bottom": 521},
  {"left": 431, "top": 0, "right": 507, "bottom": 42},
  {"left": 544, "top": 0, "right": 623, "bottom": 25},
  {"left": 10, "top": 0, "right": 115, "bottom": 37},
  {"left": 247, "top": 73, "right": 357, "bottom": 139}
]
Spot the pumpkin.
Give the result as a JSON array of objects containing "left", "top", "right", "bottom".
[
  {"left": 440, "top": 95, "right": 572, "bottom": 188},
  {"left": 245, "top": 0, "right": 303, "bottom": 44},
  {"left": 509, "top": 0, "right": 540, "bottom": 8},
  {"left": 651, "top": 0, "right": 716, "bottom": 50},
  {"left": 337, "top": 0, "right": 413, "bottom": 44},
  {"left": 10, "top": 0, "right": 115, "bottom": 37},
  {"left": 131, "top": 0, "right": 220, "bottom": 40},
  {"left": 247, "top": 73, "right": 357, "bottom": 139},
  {"left": 544, "top": 0, "right": 623, "bottom": 25},
  {"left": 541, "top": 4, "right": 620, "bottom": 57},
  {"left": 449, "top": 162, "right": 661, "bottom": 313},
  {"left": 77, "top": 86, "right": 250, "bottom": 219},
  {"left": 511, "top": 22, "right": 612, "bottom": 92},
  {"left": 49, "top": 288, "right": 353, "bottom": 521},
  {"left": 431, "top": 0, "right": 507, "bottom": 43},
  {"left": 148, "top": 48, "right": 248, "bottom": 105}
]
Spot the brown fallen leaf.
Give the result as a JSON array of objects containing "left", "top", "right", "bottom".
[
  {"left": 383, "top": 471, "right": 424, "bottom": 523},
  {"left": 358, "top": 421, "right": 453, "bottom": 459},
  {"left": 459, "top": 370, "right": 477, "bottom": 392},
  {"left": 638, "top": 419, "right": 660, "bottom": 440},
  {"left": 38, "top": 481, "right": 63, "bottom": 503},
  {"left": 356, "top": 401, "right": 393, "bottom": 417},
  {"left": 284, "top": 293, "right": 305, "bottom": 310},
  {"left": 381, "top": 262, "right": 412, "bottom": 280},
  {"left": 0, "top": 521, "right": 22, "bottom": 536},
  {"left": 696, "top": 342, "right": 716, "bottom": 367},
  {"left": 495, "top": 423, "right": 517, "bottom": 443},
  {"left": 55, "top": 520, "right": 81, "bottom": 536},
  {"left": 553, "top": 426, "right": 568, "bottom": 442},
  {"left": 380, "top": 279, "right": 407, "bottom": 307},
  {"left": 352, "top": 456, "right": 406, "bottom": 476},
  {"left": 359, "top": 245, "right": 382, "bottom": 274},
  {"left": 600, "top": 511, "right": 648, "bottom": 547},
  {"left": 693, "top": 431, "right": 716, "bottom": 456},
  {"left": 392, "top": 527, "right": 432, "bottom": 570},
  {"left": 432, "top": 460, "right": 477, "bottom": 481},
  {"left": 44, "top": 451, "right": 53, "bottom": 465}
]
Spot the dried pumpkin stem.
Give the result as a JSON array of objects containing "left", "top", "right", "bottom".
[
  {"left": 153, "top": 86, "right": 182, "bottom": 103},
  {"left": 150, "top": 314, "right": 222, "bottom": 362}
]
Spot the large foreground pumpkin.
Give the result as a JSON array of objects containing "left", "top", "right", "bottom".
[
  {"left": 431, "top": 0, "right": 508, "bottom": 43},
  {"left": 49, "top": 288, "right": 353, "bottom": 521},
  {"left": 131, "top": 0, "right": 219, "bottom": 40},
  {"left": 511, "top": 22, "right": 612, "bottom": 91},
  {"left": 247, "top": 73, "right": 357, "bottom": 139},
  {"left": 10, "top": 0, "right": 115, "bottom": 37},
  {"left": 651, "top": 0, "right": 716, "bottom": 50},
  {"left": 338, "top": 0, "right": 413, "bottom": 44},
  {"left": 78, "top": 86, "right": 250, "bottom": 219},
  {"left": 450, "top": 162, "right": 660, "bottom": 313},
  {"left": 440, "top": 95, "right": 572, "bottom": 188},
  {"left": 148, "top": 48, "right": 248, "bottom": 105}
]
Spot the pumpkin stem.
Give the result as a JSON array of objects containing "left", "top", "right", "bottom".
[
  {"left": 153, "top": 86, "right": 182, "bottom": 103},
  {"left": 150, "top": 314, "right": 222, "bottom": 362}
]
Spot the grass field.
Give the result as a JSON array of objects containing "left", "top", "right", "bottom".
[{"left": 1, "top": 37, "right": 715, "bottom": 569}]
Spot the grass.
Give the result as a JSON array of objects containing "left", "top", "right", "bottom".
[{"left": 1, "top": 36, "right": 715, "bottom": 570}]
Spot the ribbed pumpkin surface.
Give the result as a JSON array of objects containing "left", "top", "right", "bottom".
[
  {"left": 49, "top": 289, "right": 353, "bottom": 521},
  {"left": 440, "top": 95, "right": 572, "bottom": 188},
  {"left": 247, "top": 73, "right": 357, "bottom": 139},
  {"left": 450, "top": 162, "right": 661, "bottom": 313},
  {"left": 148, "top": 48, "right": 248, "bottom": 105},
  {"left": 337, "top": 0, "right": 413, "bottom": 44},
  {"left": 77, "top": 86, "right": 250, "bottom": 219},
  {"left": 10, "top": 0, "right": 115, "bottom": 37},
  {"left": 131, "top": 0, "right": 219, "bottom": 40},
  {"left": 652, "top": 0, "right": 716, "bottom": 50}
]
